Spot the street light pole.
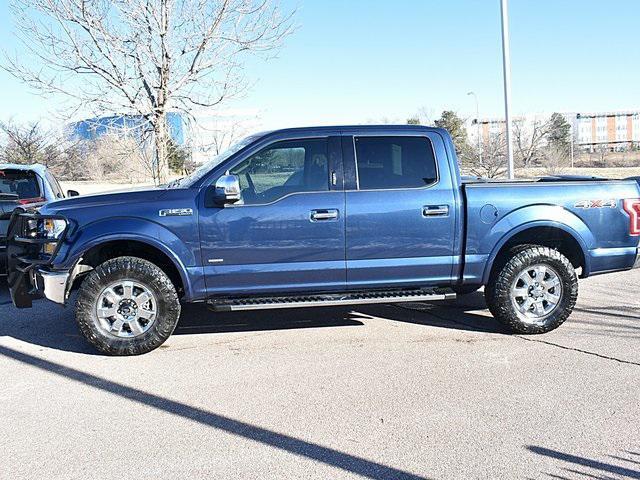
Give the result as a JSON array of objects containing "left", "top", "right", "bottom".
[
  {"left": 570, "top": 133, "right": 574, "bottom": 168},
  {"left": 467, "top": 91, "right": 482, "bottom": 165},
  {"left": 500, "top": 0, "right": 515, "bottom": 179}
]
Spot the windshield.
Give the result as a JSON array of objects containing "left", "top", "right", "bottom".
[
  {"left": 0, "top": 169, "right": 43, "bottom": 201},
  {"left": 171, "top": 134, "right": 264, "bottom": 188}
]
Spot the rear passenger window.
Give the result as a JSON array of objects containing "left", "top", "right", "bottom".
[{"left": 354, "top": 136, "right": 437, "bottom": 190}]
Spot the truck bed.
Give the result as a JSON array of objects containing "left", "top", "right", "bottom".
[{"left": 461, "top": 179, "right": 640, "bottom": 284}]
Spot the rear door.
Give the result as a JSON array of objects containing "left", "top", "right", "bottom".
[{"left": 343, "top": 131, "right": 457, "bottom": 288}]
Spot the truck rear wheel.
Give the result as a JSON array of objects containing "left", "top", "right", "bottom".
[
  {"left": 75, "top": 256, "right": 181, "bottom": 355},
  {"left": 485, "top": 246, "right": 578, "bottom": 334}
]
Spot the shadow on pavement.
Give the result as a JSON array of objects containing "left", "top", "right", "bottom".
[
  {"left": 174, "top": 302, "right": 365, "bottom": 335},
  {"left": 574, "top": 306, "right": 640, "bottom": 323},
  {"left": 174, "top": 291, "right": 507, "bottom": 336},
  {"left": 1, "top": 280, "right": 509, "bottom": 354},
  {"left": 0, "top": 344, "right": 431, "bottom": 480},
  {"left": 527, "top": 445, "right": 640, "bottom": 480}
]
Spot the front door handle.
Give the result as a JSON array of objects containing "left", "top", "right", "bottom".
[
  {"left": 310, "top": 209, "right": 339, "bottom": 221},
  {"left": 423, "top": 205, "right": 449, "bottom": 217}
]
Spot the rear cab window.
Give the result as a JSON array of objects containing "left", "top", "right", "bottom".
[
  {"left": 0, "top": 169, "right": 43, "bottom": 202},
  {"left": 354, "top": 136, "right": 437, "bottom": 190}
]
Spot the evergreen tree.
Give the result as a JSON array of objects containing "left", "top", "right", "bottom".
[
  {"left": 547, "top": 112, "right": 572, "bottom": 152},
  {"left": 434, "top": 110, "right": 469, "bottom": 154},
  {"left": 167, "top": 139, "right": 191, "bottom": 174}
]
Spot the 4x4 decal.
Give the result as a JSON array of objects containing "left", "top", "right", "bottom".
[{"left": 574, "top": 199, "right": 617, "bottom": 209}]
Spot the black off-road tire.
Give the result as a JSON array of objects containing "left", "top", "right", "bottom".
[
  {"left": 485, "top": 246, "right": 578, "bottom": 334},
  {"left": 75, "top": 256, "right": 181, "bottom": 355}
]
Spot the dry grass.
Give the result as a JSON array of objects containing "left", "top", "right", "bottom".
[{"left": 517, "top": 167, "right": 640, "bottom": 179}]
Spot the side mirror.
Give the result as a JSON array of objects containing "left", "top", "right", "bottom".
[
  {"left": 205, "top": 173, "right": 242, "bottom": 207},
  {"left": 67, "top": 190, "right": 80, "bottom": 197}
]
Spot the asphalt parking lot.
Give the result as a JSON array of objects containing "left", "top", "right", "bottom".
[{"left": 1, "top": 270, "right": 639, "bottom": 480}]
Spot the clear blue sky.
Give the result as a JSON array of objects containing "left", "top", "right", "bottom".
[{"left": 1, "top": 0, "right": 639, "bottom": 129}]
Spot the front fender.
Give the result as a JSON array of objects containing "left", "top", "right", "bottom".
[
  {"left": 55, "top": 217, "right": 197, "bottom": 299},
  {"left": 480, "top": 205, "right": 593, "bottom": 283}
]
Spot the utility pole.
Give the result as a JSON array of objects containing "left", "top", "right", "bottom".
[
  {"left": 500, "top": 0, "right": 515, "bottom": 179},
  {"left": 467, "top": 91, "right": 482, "bottom": 165},
  {"left": 570, "top": 134, "right": 575, "bottom": 168}
]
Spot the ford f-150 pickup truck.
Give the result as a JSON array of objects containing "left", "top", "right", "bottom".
[{"left": 6, "top": 125, "right": 640, "bottom": 355}]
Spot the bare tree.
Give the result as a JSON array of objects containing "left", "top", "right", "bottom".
[
  {"left": 3, "top": 0, "right": 294, "bottom": 183},
  {"left": 185, "top": 112, "right": 256, "bottom": 170},
  {"left": 513, "top": 117, "right": 551, "bottom": 168},
  {"left": 540, "top": 145, "right": 570, "bottom": 176},
  {"left": 206, "top": 117, "right": 250, "bottom": 156},
  {"left": 460, "top": 132, "right": 508, "bottom": 178},
  {"left": 0, "top": 119, "right": 77, "bottom": 167},
  {"left": 1, "top": 120, "right": 50, "bottom": 165},
  {"left": 594, "top": 144, "right": 610, "bottom": 167}
]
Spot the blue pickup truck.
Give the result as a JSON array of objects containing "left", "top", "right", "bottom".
[{"left": 6, "top": 125, "right": 640, "bottom": 355}]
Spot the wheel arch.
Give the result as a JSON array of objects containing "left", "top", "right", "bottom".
[
  {"left": 483, "top": 223, "right": 590, "bottom": 284},
  {"left": 69, "top": 236, "right": 192, "bottom": 300}
]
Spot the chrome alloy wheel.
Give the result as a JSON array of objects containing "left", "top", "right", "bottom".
[
  {"left": 509, "top": 263, "right": 563, "bottom": 324},
  {"left": 95, "top": 281, "right": 157, "bottom": 338}
]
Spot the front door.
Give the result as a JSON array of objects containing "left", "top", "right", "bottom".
[
  {"left": 344, "top": 133, "right": 457, "bottom": 288},
  {"left": 199, "top": 136, "right": 346, "bottom": 296}
]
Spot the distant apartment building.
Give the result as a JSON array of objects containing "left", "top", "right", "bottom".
[
  {"left": 467, "top": 110, "right": 640, "bottom": 152},
  {"left": 570, "top": 111, "right": 640, "bottom": 151}
]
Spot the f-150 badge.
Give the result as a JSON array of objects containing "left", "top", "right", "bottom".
[
  {"left": 574, "top": 199, "right": 617, "bottom": 209},
  {"left": 159, "top": 208, "right": 193, "bottom": 217}
]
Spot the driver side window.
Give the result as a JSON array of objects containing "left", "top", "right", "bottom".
[{"left": 230, "top": 139, "right": 329, "bottom": 205}]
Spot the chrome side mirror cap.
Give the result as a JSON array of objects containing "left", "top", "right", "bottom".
[{"left": 209, "top": 173, "right": 242, "bottom": 206}]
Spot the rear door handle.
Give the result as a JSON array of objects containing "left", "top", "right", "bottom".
[
  {"left": 310, "top": 209, "right": 339, "bottom": 221},
  {"left": 423, "top": 205, "right": 449, "bottom": 217}
]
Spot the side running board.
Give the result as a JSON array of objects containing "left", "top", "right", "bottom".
[{"left": 207, "top": 288, "right": 456, "bottom": 312}]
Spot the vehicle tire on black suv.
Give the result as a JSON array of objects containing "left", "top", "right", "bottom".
[
  {"left": 75, "top": 256, "right": 181, "bottom": 355},
  {"left": 485, "top": 245, "right": 578, "bottom": 334}
]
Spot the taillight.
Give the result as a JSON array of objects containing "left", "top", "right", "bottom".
[
  {"left": 17, "top": 197, "right": 46, "bottom": 205},
  {"left": 623, "top": 198, "right": 640, "bottom": 236}
]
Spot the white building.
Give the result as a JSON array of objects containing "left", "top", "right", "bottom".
[{"left": 570, "top": 111, "right": 640, "bottom": 150}]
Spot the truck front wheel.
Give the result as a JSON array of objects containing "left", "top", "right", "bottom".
[
  {"left": 75, "top": 256, "right": 181, "bottom": 355},
  {"left": 485, "top": 246, "right": 578, "bottom": 334}
]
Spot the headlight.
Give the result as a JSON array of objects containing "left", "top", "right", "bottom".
[
  {"left": 20, "top": 216, "right": 67, "bottom": 256},
  {"left": 43, "top": 218, "right": 67, "bottom": 240},
  {"left": 42, "top": 218, "right": 67, "bottom": 256}
]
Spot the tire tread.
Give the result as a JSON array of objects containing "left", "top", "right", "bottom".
[
  {"left": 485, "top": 245, "right": 578, "bottom": 334},
  {"left": 75, "top": 256, "right": 180, "bottom": 355}
]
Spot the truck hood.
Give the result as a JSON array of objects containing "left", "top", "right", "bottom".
[{"left": 42, "top": 186, "right": 167, "bottom": 214}]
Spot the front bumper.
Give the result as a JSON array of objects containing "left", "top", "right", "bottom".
[
  {"left": 36, "top": 269, "right": 70, "bottom": 304},
  {"left": 6, "top": 211, "right": 69, "bottom": 308}
]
